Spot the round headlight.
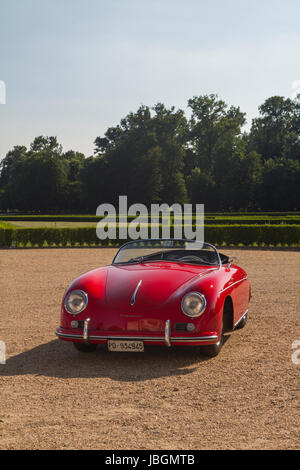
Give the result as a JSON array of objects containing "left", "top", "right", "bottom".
[
  {"left": 64, "top": 290, "right": 88, "bottom": 315},
  {"left": 181, "top": 292, "right": 206, "bottom": 318}
]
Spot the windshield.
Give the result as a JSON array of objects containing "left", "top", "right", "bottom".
[{"left": 112, "top": 239, "right": 221, "bottom": 267}]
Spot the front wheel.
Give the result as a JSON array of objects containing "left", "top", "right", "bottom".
[
  {"left": 200, "top": 308, "right": 225, "bottom": 357},
  {"left": 73, "top": 342, "right": 98, "bottom": 353},
  {"left": 200, "top": 337, "right": 224, "bottom": 357}
]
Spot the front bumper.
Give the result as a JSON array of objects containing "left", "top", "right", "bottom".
[{"left": 56, "top": 319, "right": 219, "bottom": 347}]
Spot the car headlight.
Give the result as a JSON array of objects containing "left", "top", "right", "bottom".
[
  {"left": 181, "top": 292, "right": 206, "bottom": 318},
  {"left": 64, "top": 290, "right": 88, "bottom": 315}
]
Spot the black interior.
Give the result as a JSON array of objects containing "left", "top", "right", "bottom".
[
  {"left": 125, "top": 249, "right": 229, "bottom": 266},
  {"left": 163, "top": 249, "right": 229, "bottom": 265}
]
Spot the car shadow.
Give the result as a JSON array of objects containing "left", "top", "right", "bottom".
[{"left": 0, "top": 339, "right": 212, "bottom": 382}]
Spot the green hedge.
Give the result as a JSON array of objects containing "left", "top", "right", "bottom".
[
  {"left": 0, "top": 225, "right": 299, "bottom": 248},
  {"left": 1, "top": 214, "right": 300, "bottom": 225},
  {"left": 204, "top": 225, "right": 300, "bottom": 246}
]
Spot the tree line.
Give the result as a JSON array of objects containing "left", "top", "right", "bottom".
[{"left": 0, "top": 94, "right": 299, "bottom": 212}]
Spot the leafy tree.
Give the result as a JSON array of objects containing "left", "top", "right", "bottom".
[
  {"left": 94, "top": 103, "right": 188, "bottom": 206},
  {"left": 249, "top": 95, "right": 300, "bottom": 162},
  {"left": 258, "top": 158, "right": 300, "bottom": 211},
  {"left": 186, "top": 94, "right": 246, "bottom": 208},
  {"left": 8, "top": 152, "right": 69, "bottom": 211},
  {"left": 80, "top": 156, "right": 109, "bottom": 212},
  {"left": 0, "top": 146, "right": 27, "bottom": 210},
  {"left": 0, "top": 138, "right": 72, "bottom": 211},
  {"left": 188, "top": 94, "right": 246, "bottom": 172},
  {"left": 0, "top": 96, "right": 299, "bottom": 213},
  {"left": 61, "top": 151, "right": 86, "bottom": 211},
  {"left": 30, "top": 136, "right": 63, "bottom": 154},
  {"left": 186, "top": 167, "right": 217, "bottom": 210}
]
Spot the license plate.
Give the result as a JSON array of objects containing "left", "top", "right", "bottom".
[{"left": 107, "top": 340, "right": 144, "bottom": 352}]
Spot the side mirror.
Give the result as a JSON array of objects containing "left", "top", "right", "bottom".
[{"left": 227, "top": 256, "right": 239, "bottom": 267}]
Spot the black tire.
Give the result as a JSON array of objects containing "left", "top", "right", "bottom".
[
  {"left": 73, "top": 342, "right": 98, "bottom": 353},
  {"left": 235, "top": 311, "right": 248, "bottom": 330},
  {"left": 200, "top": 336, "right": 224, "bottom": 358}
]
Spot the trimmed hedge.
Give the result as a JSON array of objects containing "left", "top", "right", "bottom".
[
  {"left": 0, "top": 225, "right": 299, "bottom": 248},
  {"left": 204, "top": 225, "right": 300, "bottom": 246},
  {"left": 1, "top": 214, "right": 300, "bottom": 225},
  {"left": 205, "top": 218, "right": 300, "bottom": 225},
  {"left": 1, "top": 211, "right": 300, "bottom": 218}
]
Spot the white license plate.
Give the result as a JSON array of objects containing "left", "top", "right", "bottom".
[{"left": 107, "top": 340, "right": 144, "bottom": 352}]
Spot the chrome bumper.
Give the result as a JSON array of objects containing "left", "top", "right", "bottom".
[
  {"left": 56, "top": 319, "right": 218, "bottom": 347},
  {"left": 83, "top": 318, "right": 90, "bottom": 344}
]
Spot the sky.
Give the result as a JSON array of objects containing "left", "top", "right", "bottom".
[{"left": 0, "top": 0, "right": 300, "bottom": 158}]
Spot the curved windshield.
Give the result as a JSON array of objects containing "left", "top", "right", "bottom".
[{"left": 112, "top": 240, "right": 221, "bottom": 267}]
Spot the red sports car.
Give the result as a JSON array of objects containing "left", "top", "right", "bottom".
[{"left": 56, "top": 239, "right": 250, "bottom": 357}]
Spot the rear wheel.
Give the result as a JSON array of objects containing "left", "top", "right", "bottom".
[{"left": 73, "top": 342, "right": 98, "bottom": 353}]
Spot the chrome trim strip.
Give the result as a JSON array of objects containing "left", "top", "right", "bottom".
[
  {"left": 56, "top": 330, "right": 218, "bottom": 343},
  {"left": 130, "top": 280, "right": 142, "bottom": 306},
  {"left": 56, "top": 331, "right": 88, "bottom": 340},
  {"left": 165, "top": 320, "right": 171, "bottom": 347},
  {"left": 171, "top": 336, "right": 218, "bottom": 342},
  {"left": 234, "top": 309, "right": 248, "bottom": 328},
  {"left": 83, "top": 318, "right": 90, "bottom": 344},
  {"left": 218, "top": 276, "right": 248, "bottom": 294}
]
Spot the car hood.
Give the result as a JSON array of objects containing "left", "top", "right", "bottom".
[{"left": 105, "top": 262, "right": 217, "bottom": 311}]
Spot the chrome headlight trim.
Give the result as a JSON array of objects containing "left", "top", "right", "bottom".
[
  {"left": 181, "top": 292, "right": 207, "bottom": 318},
  {"left": 64, "top": 289, "right": 88, "bottom": 315}
]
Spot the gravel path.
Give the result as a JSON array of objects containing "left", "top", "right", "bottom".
[{"left": 0, "top": 248, "right": 299, "bottom": 449}]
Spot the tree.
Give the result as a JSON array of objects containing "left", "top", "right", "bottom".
[
  {"left": 258, "top": 158, "right": 300, "bottom": 211},
  {"left": 0, "top": 138, "right": 76, "bottom": 211},
  {"left": 8, "top": 152, "right": 69, "bottom": 211},
  {"left": 0, "top": 95, "right": 299, "bottom": 213},
  {"left": 80, "top": 156, "right": 109, "bottom": 212},
  {"left": 188, "top": 94, "right": 246, "bottom": 172},
  {"left": 0, "top": 146, "right": 27, "bottom": 210},
  {"left": 30, "top": 136, "right": 63, "bottom": 154},
  {"left": 186, "top": 167, "right": 217, "bottom": 210},
  {"left": 249, "top": 95, "right": 300, "bottom": 162},
  {"left": 187, "top": 94, "right": 246, "bottom": 208},
  {"left": 93, "top": 103, "right": 188, "bottom": 206}
]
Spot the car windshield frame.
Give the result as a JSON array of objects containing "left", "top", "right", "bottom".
[{"left": 112, "top": 239, "right": 222, "bottom": 268}]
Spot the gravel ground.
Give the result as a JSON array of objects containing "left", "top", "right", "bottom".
[{"left": 0, "top": 248, "right": 299, "bottom": 450}]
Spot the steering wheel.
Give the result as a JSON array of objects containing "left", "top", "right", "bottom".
[{"left": 178, "top": 256, "right": 202, "bottom": 262}]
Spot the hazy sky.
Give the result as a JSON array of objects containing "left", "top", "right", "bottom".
[{"left": 0, "top": 0, "right": 299, "bottom": 158}]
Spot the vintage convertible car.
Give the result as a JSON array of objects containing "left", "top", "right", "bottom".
[{"left": 56, "top": 239, "right": 250, "bottom": 357}]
